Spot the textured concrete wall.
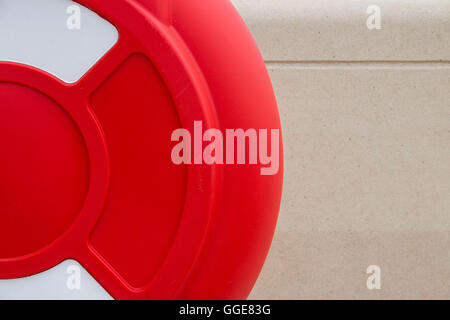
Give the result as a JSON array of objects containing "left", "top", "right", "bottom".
[{"left": 231, "top": 0, "right": 450, "bottom": 299}]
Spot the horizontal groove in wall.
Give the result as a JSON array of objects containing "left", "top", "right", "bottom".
[{"left": 265, "top": 60, "right": 450, "bottom": 69}]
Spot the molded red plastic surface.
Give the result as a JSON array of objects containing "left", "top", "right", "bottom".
[{"left": 0, "top": 0, "right": 283, "bottom": 299}]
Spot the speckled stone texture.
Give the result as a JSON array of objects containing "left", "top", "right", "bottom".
[{"left": 230, "top": 0, "right": 450, "bottom": 299}]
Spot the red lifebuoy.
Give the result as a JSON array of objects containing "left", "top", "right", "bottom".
[{"left": 0, "top": 0, "right": 283, "bottom": 299}]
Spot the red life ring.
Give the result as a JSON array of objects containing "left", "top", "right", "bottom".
[{"left": 0, "top": 0, "right": 283, "bottom": 299}]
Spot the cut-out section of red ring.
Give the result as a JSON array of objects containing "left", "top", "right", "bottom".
[{"left": 89, "top": 54, "right": 187, "bottom": 289}]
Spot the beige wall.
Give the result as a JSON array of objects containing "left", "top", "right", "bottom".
[{"left": 231, "top": 0, "right": 450, "bottom": 299}]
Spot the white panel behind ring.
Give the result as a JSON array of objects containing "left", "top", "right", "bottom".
[
  {"left": 0, "top": 260, "right": 113, "bottom": 300},
  {"left": 0, "top": 0, "right": 119, "bottom": 83}
]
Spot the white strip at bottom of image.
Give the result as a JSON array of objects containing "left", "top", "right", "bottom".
[{"left": 0, "top": 260, "right": 113, "bottom": 300}]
